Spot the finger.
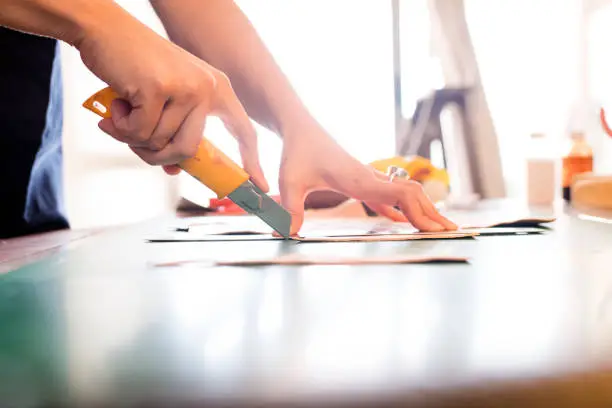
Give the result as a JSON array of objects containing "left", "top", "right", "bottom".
[
  {"left": 401, "top": 199, "right": 445, "bottom": 232},
  {"left": 363, "top": 202, "right": 408, "bottom": 222},
  {"left": 112, "top": 93, "right": 166, "bottom": 147},
  {"left": 359, "top": 170, "right": 408, "bottom": 222},
  {"left": 279, "top": 182, "right": 307, "bottom": 236},
  {"left": 131, "top": 106, "right": 206, "bottom": 166},
  {"left": 346, "top": 175, "right": 400, "bottom": 204},
  {"left": 163, "top": 165, "right": 182, "bottom": 175},
  {"left": 147, "top": 100, "right": 188, "bottom": 151},
  {"left": 389, "top": 177, "right": 457, "bottom": 230},
  {"left": 396, "top": 190, "right": 445, "bottom": 232},
  {"left": 97, "top": 99, "right": 132, "bottom": 142},
  {"left": 318, "top": 164, "right": 448, "bottom": 231},
  {"left": 213, "top": 75, "right": 269, "bottom": 193},
  {"left": 237, "top": 135, "right": 269, "bottom": 193},
  {"left": 98, "top": 118, "right": 118, "bottom": 139},
  {"left": 416, "top": 193, "right": 458, "bottom": 230}
]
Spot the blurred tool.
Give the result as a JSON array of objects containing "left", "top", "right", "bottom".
[{"left": 82, "top": 87, "right": 291, "bottom": 237}]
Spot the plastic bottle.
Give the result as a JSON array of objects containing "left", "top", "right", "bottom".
[
  {"left": 527, "top": 132, "right": 556, "bottom": 206},
  {"left": 561, "top": 131, "right": 593, "bottom": 201}
]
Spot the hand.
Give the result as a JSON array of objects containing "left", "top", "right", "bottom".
[
  {"left": 76, "top": 8, "right": 268, "bottom": 190},
  {"left": 278, "top": 122, "right": 458, "bottom": 235}
]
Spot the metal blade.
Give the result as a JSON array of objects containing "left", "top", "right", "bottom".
[{"left": 228, "top": 181, "right": 291, "bottom": 238}]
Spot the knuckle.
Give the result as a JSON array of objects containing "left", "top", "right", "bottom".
[
  {"left": 199, "top": 70, "right": 217, "bottom": 89},
  {"left": 150, "top": 77, "right": 171, "bottom": 96},
  {"left": 183, "top": 79, "right": 201, "bottom": 100},
  {"left": 121, "top": 85, "right": 140, "bottom": 101},
  {"left": 133, "top": 129, "right": 150, "bottom": 144},
  {"left": 183, "top": 74, "right": 215, "bottom": 105},
  {"left": 149, "top": 137, "right": 168, "bottom": 152},
  {"left": 216, "top": 71, "right": 231, "bottom": 87},
  {"left": 405, "top": 180, "right": 424, "bottom": 192},
  {"left": 116, "top": 122, "right": 149, "bottom": 144},
  {"left": 211, "top": 71, "right": 231, "bottom": 94}
]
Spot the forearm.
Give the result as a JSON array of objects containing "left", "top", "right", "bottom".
[
  {"left": 0, "top": 0, "right": 126, "bottom": 47},
  {"left": 150, "top": 0, "right": 314, "bottom": 136}
]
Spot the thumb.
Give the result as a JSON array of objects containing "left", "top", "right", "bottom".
[
  {"left": 162, "top": 165, "right": 182, "bottom": 175},
  {"left": 280, "top": 182, "right": 306, "bottom": 236}
]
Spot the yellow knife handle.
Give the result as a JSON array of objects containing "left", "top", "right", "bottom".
[{"left": 83, "top": 86, "right": 249, "bottom": 198}]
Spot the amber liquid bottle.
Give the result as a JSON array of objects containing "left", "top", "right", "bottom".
[{"left": 562, "top": 132, "right": 593, "bottom": 201}]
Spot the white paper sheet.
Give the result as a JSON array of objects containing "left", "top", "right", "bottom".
[{"left": 155, "top": 216, "right": 548, "bottom": 243}]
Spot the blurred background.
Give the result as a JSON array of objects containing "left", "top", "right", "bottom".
[{"left": 60, "top": 0, "right": 612, "bottom": 229}]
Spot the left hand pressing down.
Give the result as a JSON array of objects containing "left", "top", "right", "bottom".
[{"left": 278, "top": 121, "right": 458, "bottom": 235}]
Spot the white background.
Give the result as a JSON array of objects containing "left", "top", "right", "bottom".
[{"left": 60, "top": 0, "right": 612, "bottom": 229}]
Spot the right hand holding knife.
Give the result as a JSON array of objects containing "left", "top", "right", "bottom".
[{"left": 76, "top": 6, "right": 269, "bottom": 192}]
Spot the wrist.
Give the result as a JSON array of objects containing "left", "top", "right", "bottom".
[
  {"left": 273, "top": 102, "right": 321, "bottom": 140},
  {"left": 66, "top": 0, "right": 132, "bottom": 48}
]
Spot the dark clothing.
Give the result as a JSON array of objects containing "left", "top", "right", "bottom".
[{"left": 0, "top": 28, "right": 68, "bottom": 238}]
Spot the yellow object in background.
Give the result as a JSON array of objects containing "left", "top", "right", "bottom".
[{"left": 369, "top": 156, "right": 409, "bottom": 174}]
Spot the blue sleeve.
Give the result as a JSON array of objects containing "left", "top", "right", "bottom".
[{"left": 24, "top": 42, "right": 69, "bottom": 230}]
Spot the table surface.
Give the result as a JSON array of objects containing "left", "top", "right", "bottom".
[{"left": 1, "top": 200, "right": 612, "bottom": 407}]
